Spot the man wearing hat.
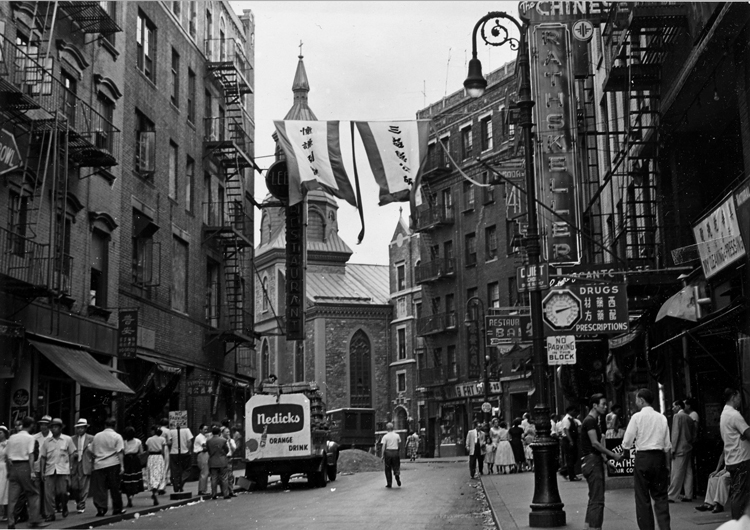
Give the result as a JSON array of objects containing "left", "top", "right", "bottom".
[
  {"left": 70, "top": 419, "right": 93, "bottom": 514},
  {"left": 39, "top": 418, "right": 75, "bottom": 521},
  {"left": 32, "top": 416, "right": 52, "bottom": 519}
]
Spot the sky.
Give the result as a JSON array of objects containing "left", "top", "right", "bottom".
[{"left": 232, "top": 1, "right": 521, "bottom": 265}]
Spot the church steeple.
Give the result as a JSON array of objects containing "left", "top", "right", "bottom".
[{"left": 284, "top": 46, "right": 317, "bottom": 121}]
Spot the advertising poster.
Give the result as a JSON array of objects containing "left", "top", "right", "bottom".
[
  {"left": 245, "top": 394, "right": 311, "bottom": 461},
  {"left": 605, "top": 438, "right": 634, "bottom": 477}
]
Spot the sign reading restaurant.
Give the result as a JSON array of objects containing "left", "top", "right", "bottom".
[{"left": 692, "top": 195, "right": 746, "bottom": 279}]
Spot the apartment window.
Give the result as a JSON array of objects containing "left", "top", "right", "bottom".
[
  {"left": 430, "top": 244, "right": 439, "bottom": 261},
  {"left": 465, "top": 233, "right": 477, "bottom": 266},
  {"left": 397, "top": 297, "right": 407, "bottom": 318},
  {"left": 136, "top": 11, "right": 156, "bottom": 82},
  {"left": 480, "top": 115, "right": 493, "bottom": 151},
  {"left": 397, "top": 372, "right": 406, "bottom": 393},
  {"left": 135, "top": 110, "right": 155, "bottom": 176},
  {"left": 483, "top": 171, "right": 495, "bottom": 203},
  {"left": 95, "top": 93, "right": 114, "bottom": 152},
  {"left": 168, "top": 141, "right": 178, "bottom": 200},
  {"left": 188, "top": 2, "right": 197, "bottom": 39},
  {"left": 61, "top": 71, "right": 77, "bottom": 128},
  {"left": 171, "top": 49, "right": 180, "bottom": 106},
  {"left": 415, "top": 302, "right": 422, "bottom": 321},
  {"left": 397, "top": 328, "right": 406, "bottom": 360},
  {"left": 507, "top": 219, "right": 521, "bottom": 255},
  {"left": 206, "top": 260, "right": 220, "bottom": 326},
  {"left": 8, "top": 191, "right": 28, "bottom": 255},
  {"left": 445, "top": 294, "right": 455, "bottom": 327},
  {"left": 397, "top": 263, "right": 405, "bottom": 290},
  {"left": 463, "top": 181, "right": 475, "bottom": 211},
  {"left": 461, "top": 125, "right": 472, "bottom": 160},
  {"left": 204, "top": 90, "right": 212, "bottom": 138},
  {"left": 90, "top": 229, "right": 109, "bottom": 308},
  {"left": 447, "top": 345, "right": 457, "bottom": 379},
  {"left": 433, "top": 348, "right": 443, "bottom": 368},
  {"left": 187, "top": 69, "right": 196, "bottom": 122},
  {"left": 442, "top": 188, "right": 452, "bottom": 217},
  {"left": 54, "top": 217, "right": 72, "bottom": 291},
  {"left": 488, "top": 282, "right": 500, "bottom": 308},
  {"left": 205, "top": 9, "right": 213, "bottom": 57},
  {"left": 509, "top": 276, "right": 519, "bottom": 306},
  {"left": 431, "top": 297, "right": 441, "bottom": 314},
  {"left": 185, "top": 156, "right": 194, "bottom": 212},
  {"left": 132, "top": 218, "right": 159, "bottom": 286},
  {"left": 467, "top": 287, "right": 478, "bottom": 319},
  {"left": 485, "top": 225, "right": 498, "bottom": 260},
  {"left": 444, "top": 240, "right": 453, "bottom": 268},
  {"left": 171, "top": 236, "right": 188, "bottom": 312},
  {"left": 172, "top": 1, "right": 181, "bottom": 21}
]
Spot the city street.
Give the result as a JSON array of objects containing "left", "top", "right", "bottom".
[{"left": 114, "top": 461, "right": 494, "bottom": 530}]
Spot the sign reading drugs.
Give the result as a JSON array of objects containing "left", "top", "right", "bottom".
[
  {"left": 245, "top": 394, "right": 311, "bottom": 461},
  {"left": 547, "top": 335, "right": 576, "bottom": 365},
  {"left": 692, "top": 195, "right": 746, "bottom": 279},
  {"left": 529, "top": 23, "right": 582, "bottom": 265}
]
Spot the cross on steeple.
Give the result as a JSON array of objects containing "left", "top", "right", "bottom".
[{"left": 299, "top": 40, "right": 303, "bottom": 58}]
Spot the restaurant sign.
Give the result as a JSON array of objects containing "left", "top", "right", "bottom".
[{"left": 692, "top": 195, "right": 746, "bottom": 279}]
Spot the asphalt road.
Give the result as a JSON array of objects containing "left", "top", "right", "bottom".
[{"left": 124, "top": 461, "right": 495, "bottom": 530}]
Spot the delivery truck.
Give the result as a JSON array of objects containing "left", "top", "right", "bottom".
[{"left": 244, "top": 382, "right": 338, "bottom": 489}]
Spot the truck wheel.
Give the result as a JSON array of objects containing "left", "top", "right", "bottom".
[
  {"left": 253, "top": 472, "right": 268, "bottom": 490},
  {"left": 327, "top": 462, "right": 337, "bottom": 481},
  {"left": 317, "top": 460, "right": 328, "bottom": 488}
]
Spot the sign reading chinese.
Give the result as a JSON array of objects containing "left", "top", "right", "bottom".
[
  {"left": 467, "top": 320, "right": 481, "bottom": 379},
  {"left": 168, "top": 410, "right": 188, "bottom": 429},
  {"left": 187, "top": 377, "right": 214, "bottom": 397},
  {"left": 546, "top": 335, "right": 576, "bottom": 365},
  {"left": 117, "top": 310, "right": 138, "bottom": 358},
  {"left": 693, "top": 195, "right": 746, "bottom": 279},
  {"left": 529, "top": 23, "right": 582, "bottom": 265},
  {"left": 485, "top": 315, "right": 532, "bottom": 346},
  {"left": 286, "top": 202, "right": 306, "bottom": 341},
  {"left": 519, "top": 1, "right": 614, "bottom": 24}
]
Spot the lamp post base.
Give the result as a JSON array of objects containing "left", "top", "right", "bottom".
[{"left": 529, "top": 404, "right": 565, "bottom": 528}]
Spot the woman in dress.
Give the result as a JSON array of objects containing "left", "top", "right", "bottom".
[
  {"left": 0, "top": 426, "right": 8, "bottom": 521},
  {"left": 485, "top": 419, "right": 500, "bottom": 474},
  {"left": 494, "top": 420, "right": 515, "bottom": 474},
  {"left": 605, "top": 404, "right": 625, "bottom": 438},
  {"left": 121, "top": 426, "right": 144, "bottom": 508},
  {"left": 523, "top": 423, "right": 536, "bottom": 471},
  {"left": 406, "top": 432, "right": 420, "bottom": 462},
  {"left": 145, "top": 425, "right": 167, "bottom": 506},
  {"left": 508, "top": 418, "right": 526, "bottom": 473}
]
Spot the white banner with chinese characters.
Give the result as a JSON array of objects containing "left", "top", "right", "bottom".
[{"left": 692, "top": 195, "right": 746, "bottom": 279}]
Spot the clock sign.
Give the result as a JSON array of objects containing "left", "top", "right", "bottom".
[{"left": 542, "top": 289, "right": 582, "bottom": 331}]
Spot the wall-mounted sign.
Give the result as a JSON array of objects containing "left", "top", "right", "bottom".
[
  {"left": 486, "top": 315, "right": 532, "bottom": 346},
  {"left": 529, "top": 23, "right": 582, "bottom": 265},
  {"left": 187, "top": 377, "right": 214, "bottom": 397},
  {"left": 547, "top": 335, "right": 576, "bottom": 365},
  {"left": 286, "top": 202, "right": 306, "bottom": 340},
  {"left": 519, "top": 1, "right": 615, "bottom": 24},
  {"left": 692, "top": 195, "right": 746, "bottom": 279},
  {"left": 517, "top": 263, "right": 550, "bottom": 292},
  {"left": 572, "top": 20, "right": 594, "bottom": 41},
  {"left": 467, "top": 320, "right": 481, "bottom": 379},
  {"left": 117, "top": 310, "right": 138, "bottom": 358}
]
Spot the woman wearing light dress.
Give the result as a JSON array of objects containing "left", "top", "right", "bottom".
[
  {"left": 0, "top": 425, "right": 8, "bottom": 521},
  {"left": 145, "top": 425, "right": 168, "bottom": 506},
  {"left": 494, "top": 421, "right": 516, "bottom": 474},
  {"left": 484, "top": 421, "right": 497, "bottom": 474},
  {"left": 523, "top": 423, "right": 536, "bottom": 471}
]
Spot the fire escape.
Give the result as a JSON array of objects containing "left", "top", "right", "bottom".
[
  {"left": 0, "top": 3, "right": 120, "bottom": 302},
  {"left": 203, "top": 37, "right": 256, "bottom": 350},
  {"left": 583, "top": 3, "right": 687, "bottom": 267},
  {"left": 414, "top": 148, "right": 457, "bottom": 390}
]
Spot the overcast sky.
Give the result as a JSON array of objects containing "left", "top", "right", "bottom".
[{"left": 232, "top": 1, "right": 520, "bottom": 265}]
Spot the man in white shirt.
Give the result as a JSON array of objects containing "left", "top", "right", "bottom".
[
  {"left": 39, "top": 418, "right": 75, "bottom": 521},
  {"left": 193, "top": 424, "right": 210, "bottom": 495},
  {"left": 70, "top": 418, "right": 94, "bottom": 514},
  {"left": 622, "top": 388, "right": 672, "bottom": 530},
  {"left": 719, "top": 388, "right": 750, "bottom": 520},
  {"left": 465, "top": 420, "right": 486, "bottom": 479},
  {"left": 89, "top": 418, "right": 125, "bottom": 517},
  {"left": 381, "top": 422, "right": 402, "bottom": 488},
  {"left": 32, "top": 415, "right": 52, "bottom": 519},
  {"left": 168, "top": 424, "right": 193, "bottom": 493},
  {"left": 6, "top": 416, "right": 48, "bottom": 528}
]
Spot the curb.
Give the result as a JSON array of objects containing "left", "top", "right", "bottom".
[{"left": 479, "top": 477, "right": 503, "bottom": 530}]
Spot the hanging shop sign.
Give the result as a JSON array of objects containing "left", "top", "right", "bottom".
[
  {"left": 692, "top": 195, "right": 746, "bottom": 279},
  {"left": 117, "top": 310, "right": 138, "bottom": 359},
  {"left": 286, "top": 201, "right": 306, "bottom": 340},
  {"left": 450, "top": 381, "right": 503, "bottom": 399},
  {"left": 543, "top": 283, "right": 628, "bottom": 335},
  {"left": 733, "top": 177, "right": 750, "bottom": 253},
  {"left": 546, "top": 335, "right": 576, "bottom": 365},
  {"left": 529, "top": 23, "right": 582, "bottom": 265},
  {"left": 517, "top": 263, "right": 550, "bottom": 292},
  {"left": 467, "top": 320, "right": 481, "bottom": 379},
  {"left": 0, "top": 129, "right": 21, "bottom": 175},
  {"left": 486, "top": 314, "right": 532, "bottom": 346}
]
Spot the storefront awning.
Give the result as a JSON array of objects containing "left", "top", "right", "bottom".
[
  {"left": 29, "top": 340, "right": 134, "bottom": 394},
  {"left": 650, "top": 301, "right": 745, "bottom": 352}
]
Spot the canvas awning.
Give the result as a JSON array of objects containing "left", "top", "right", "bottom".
[{"left": 29, "top": 340, "right": 134, "bottom": 394}]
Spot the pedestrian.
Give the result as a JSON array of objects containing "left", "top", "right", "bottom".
[
  {"left": 605, "top": 404, "right": 625, "bottom": 439},
  {"left": 521, "top": 412, "right": 531, "bottom": 434},
  {"left": 158, "top": 418, "right": 171, "bottom": 495},
  {"left": 221, "top": 427, "right": 236, "bottom": 497},
  {"left": 581, "top": 393, "right": 624, "bottom": 530},
  {"left": 12, "top": 420, "right": 22, "bottom": 437},
  {"left": 719, "top": 387, "right": 750, "bottom": 520},
  {"left": 232, "top": 425, "right": 243, "bottom": 460},
  {"left": 381, "top": 422, "right": 402, "bottom": 488},
  {"left": 667, "top": 400, "right": 694, "bottom": 503},
  {"left": 89, "top": 417, "right": 126, "bottom": 517},
  {"left": 485, "top": 419, "right": 499, "bottom": 474},
  {"left": 258, "top": 374, "right": 278, "bottom": 393},
  {"left": 622, "top": 388, "right": 672, "bottom": 530},
  {"left": 509, "top": 418, "right": 526, "bottom": 473},
  {"left": 70, "top": 418, "right": 93, "bottom": 514},
  {"left": 495, "top": 420, "right": 515, "bottom": 474},
  {"left": 168, "top": 422, "right": 193, "bottom": 493},
  {"left": 39, "top": 418, "right": 75, "bottom": 522},
  {"left": 145, "top": 425, "right": 167, "bottom": 506},
  {"left": 121, "top": 427, "right": 144, "bottom": 508},
  {"left": 193, "top": 424, "right": 210, "bottom": 495},
  {"left": 0, "top": 425, "right": 10, "bottom": 521},
  {"left": 32, "top": 415, "right": 51, "bottom": 519},
  {"left": 695, "top": 453, "right": 729, "bottom": 514},
  {"left": 560, "top": 406, "right": 581, "bottom": 481},
  {"left": 406, "top": 431, "right": 420, "bottom": 462},
  {"left": 523, "top": 423, "right": 536, "bottom": 471},
  {"left": 6, "top": 416, "right": 48, "bottom": 529},
  {"left": 466, "top": 420, "right": 485, "bottom": 479},
  {"left": 206, "top": 425, "right": 230, "bottom": 499}
]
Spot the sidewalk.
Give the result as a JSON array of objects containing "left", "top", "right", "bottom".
[{"left": 481, "top": 470, "right": 732, "bottom": 530}]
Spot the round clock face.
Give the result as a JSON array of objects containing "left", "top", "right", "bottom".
[{"left": 543, "top": 291, "right": 581, "bottom": 329}]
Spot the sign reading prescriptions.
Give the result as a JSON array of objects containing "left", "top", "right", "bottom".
[
  {"left": 693, "top": 195, "right": 746, "bottom": 279},
  {"left": 245, "top": 394, "right": 311, "bottom": 462},
  {"left": 547, "top": 335, "right": 576, "bottom": 365}
]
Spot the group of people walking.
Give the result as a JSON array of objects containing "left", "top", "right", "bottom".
[
  {"left": 466, "top": 416, "right": 534, "bottom": 479},
  {"left": 0, "top": 415, "right": 242, "bottom": 528}
]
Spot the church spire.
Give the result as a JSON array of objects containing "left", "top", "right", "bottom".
[{"left": 284, "top": 46, "right": 317, "bottom": 121}]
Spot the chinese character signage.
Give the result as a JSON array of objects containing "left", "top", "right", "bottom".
[
  {"left": 529, "top": 23, "right": 582, "bottom": 265},
  {"left": 543, "top": 283, "right": 628, "bottom": 335},
  {"left": 286, "top": 202, "right": 306, "bottom": 341},
  {"left": 734, "top": 177, "right": 750, "bottom": 251},
  {"left": 692, "top": 195, "right": 746, "bottom": 279},
  {"left": 187, "top": 377, "right": 214, "bottom": 397},
  {"left": 467, "top": 320, "right": 481, "bottom": 379},
  {"left": 118, "top": 310, "right": 138, "bottom": 358}
]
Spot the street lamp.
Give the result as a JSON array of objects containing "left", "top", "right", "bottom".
[
  {"left": 465, "top": 12, "right": 565, "bottom": 528},
  {"left": 464, "top": 296, "right": 490, "bottom": 426}
]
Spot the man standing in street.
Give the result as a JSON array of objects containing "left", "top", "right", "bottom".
[
  {"left": 39, "top": 418, "right": 75, "bottom": 522},
  {"left": 622, "top": 388, "right": 672, "bottom": 530},
  {"left": 89, "top": 418, "right": 125, "bottom": 517},
  {"left": 168, "top": 422, "right": 193, "bottom": 493},
  {"left": 206, "top": 426, "right": 229, "bottom": 499},
  {"left": 560, "top": 405, "right": 581, "bottom": 481},
  {"left": 193, "top": 424, "right": 210, "bottom": 495},
  {"left": 466, "top": 420, "right": 485, "bottom": 479},
  {"left": 5, "top": 416, "right": 48, "bottom": 529},
  {"left": 381, "top": 422, "right": 402, "bottom": 488},
  {"left": 668, "top": 400, "right": 694, "bottom": 503},
  {"left": 581, "top": 393, "right": 623, "bottom": 530},
  {"left": 70, "top": 419, "right": 93, "bottom": 514},
  {"left": 719, "top": 388, "right": 750, "bottom": 520},
  {"left": 32, "top": 416, "right": 51, "bottom": 519}
]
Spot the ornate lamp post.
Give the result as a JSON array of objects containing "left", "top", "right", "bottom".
[
  {"left": 464, "top": 12, "right": 565, "bottom": 527},
  {"left": 464, "top": 296, "right": 490, "bottom": 425}
]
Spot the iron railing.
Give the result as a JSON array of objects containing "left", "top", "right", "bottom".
[{"left": 415, "top": 258, "right": 455, "bottom": 284}]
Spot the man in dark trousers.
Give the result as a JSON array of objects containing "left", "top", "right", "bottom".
[
  {"left": 381, "top": 422, "right": 402, "bottom": 488},
  {"left": 206, "top": 425, "right": 229, "bottom": 499},
  {"left": 6, "top": 416, "right": 49, "bottom": 529},
  {"left": 623, "top": 388, "right": 672, "bottom": 530},
  {"left": 89, "top": 418, "right": 125, "bottom": 517},
  {"left": 668, "top": 400, "right": 694, "bottom": 502},
  {"left": 719, "top": 387, "right": 750, "bottom": 520},
  {"left": 560, "top": 405, "right": 581, "bottom": 481},
  {"left": 465, "top": 420, "right": 486, "bottom": 479}
]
